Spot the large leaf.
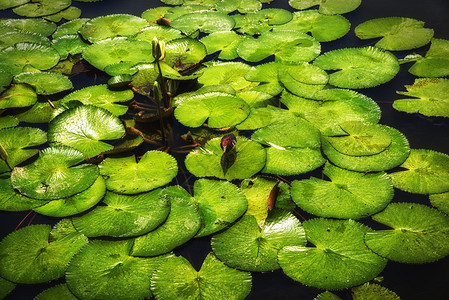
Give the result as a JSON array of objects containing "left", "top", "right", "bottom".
[
  {"left": 216, "top": 0, "right": 262, "bottom": 13},
  {"left": 288, "top": 0, "right": 361, "bottom": 15},
  {"left": 13, "top": 72, "right": 73, "bottom": 95},
  {"left": 199, "top": 31, "right": 244, "bottom": 60},
  {"left": 35, "top": 284, "right": 77, "bottom": 300},
  {"left": 52, "top": 18, "right": 89, "bottom": 38},
  {"left": 52, "top": 34, "right": 89, "bottom": 59},
  {"left": 0, "top": 83, "right": 37, "bottom": 109},
  {"left": 164, "top": 37, "right": 207, "bottom": 71},
  {"left": 0, "top": 31, "right": 50, "bottom": 51},
  {"left": 409, "top": 38, "right": 449, "bottom": 77},
  {"left": 0, "top": 18, "right": 56, "bottom": 36},
  {"left": 12, "top": 0, "right": 71, "bottom": 17},
  {"left": 0, "top": 173, "right": 48, "bottom": 211},
  {"left": 365, "top": 202, "right": 449, "bottom": 263},
  {"left": 171, "top": 11, "right": 235, "bottom": 35}
]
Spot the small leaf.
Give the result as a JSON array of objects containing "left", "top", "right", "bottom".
[
  {"left": 409, "top": 38, "right": 449, "bottom": 77},
  {"left": 13, "top": 72, "right": 73, "bottom": 95}
]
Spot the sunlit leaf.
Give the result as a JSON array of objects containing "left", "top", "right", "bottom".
[
  {"left": 12, "top": 0, "right": 71, "bottom": 18},
  {"left": 52, "top": 18, "right": 89, "bottom": 38},
  {"left": 44, "top": 6, "right": 82, "bottom": 22},
  {"left": 200, "top": 31, "right": 245, "bottom": 60},
  {"left": 0, "top": 116, "right": 18, "bottom": 129},
  {"left": 0, "top": 83, "right": 37, "bottom": 109},
  {"left": 288, "top": 0, "right": 361, "bottom": 15},
  {"left": 52, "top": 34, "right": 89, "bottom": 60},
  {"left": 352, "top": 283, "right": 400, "bottom": 300},
  {"left": 13, "top": 72, "right": 73, "bottom": 95},
  {"left": 430, "top": 192, "right": 449, "bottom": 215},
  {"left": 141, "top": 6, "right": 171, "bottom": 23},
  {"left": 0, "top": 18, "right": 56, "bottom": 36},
  {"left": 216, "top": 0, "right": 262, "bottom": 13},
  {"left": 135, "top": 25, "right": 183, "bottom": 44},
  {"left": 0, "top": 31, "right": 50, "bottom": 51},
  {"left": 14, "top": 98, "right": 60, "bottom": 123},
  {"left": 409, "top": 38, "right": 449, "bottom": 77},
  {"left": 164, "top": 37, "right": 207, "bottom": 71},
  {"left": 171, "top": 11, "right": 235, "bottom": 35},
  {"left": 0, "top": 0, "right": 29, "bottom": 10}
]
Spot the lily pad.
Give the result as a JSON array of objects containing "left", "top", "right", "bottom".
[
  {"left": 0, "top": 83, "right": 37, "bottom": 109},
  {"left": 429, "top": 192, "right": 449, "bottom": 215},
  {"left": 0, "top": 116, "right": 18, "bottom": 129},
  {"left": 216, "top": 0, "right": 262, "bottom": 13},
  {"left": 278, "top": 218, "right": 387, "bottom": 289},
  {"left": 355, "top": 17, "right": 433, "bottom": 51},
  {"left": 389, "top": 149, "right": 449, "bottom": 194},
  {"left": 198, "top": 62, "right": 258, "bottom": 92},
  {"left": 82, "top": 37, "right": 154, "bottom": 71},
  {"left": 79, "top": 14, "right": 149, "bottom": 43},
  {"left": 44, "top": 6, "right": 82, "bottom": 22},
  {"left": 164, "top": 37, "right": 207, "bottom": 71},
  {"left": 48, "top": 105, "right": 126, "bottom": 158},
  {"left": 13, "top": 72, "right": 73, "bottom": 95},
  {"left": 288, "top": 0, "right": 361, "bottom": 15},
  {"left": 0, "top": 18, "right": 56, "bottom": 36},
  {"left": 151, "top": 252, "right": 252, "bottom": 300},
  {"left": 393, "top": 78, "right": 449, "bottom": 118},
  {"left": 0, "top": 0, "right": 29, "bottom": 10},
  {"left": 11, "top": 146, "right": 99, "bottom": 200},
  {"left": 185, "top": 136, "right": 266, "bottom": 180},
  {"left": 365, "top": 202, "right": 449, "bottom": 263},
  {"left": 72, "top": 189, "right": 170, "bottom": 237},
  {"left": 52, "top": 34, "right": 89, "bottom": 60},
  {"left": 171, "top": 11, "right": 235, "bottom": 35},
  {"left": 313, "top": 47, "right": 399, "bottom": 89},
  {"left": 99, "top": 150, "right": 178, "bottom": 194},
  {"left": 274, "top": 10, "right": 350, "bottom": 42},
  {"left": 174, "top": 92, "right": 250, "bottom": 128},
  {"left": 0, "top": 277, "right": 15, "bottom": 299},
  {"left": 200, "top": 31, "right": 245, "bottom": 60},
  {"left": 14, "top": 98, "right": 60, "bottom": 123},
  {"left": 0, "top": 31, "right": 50, "bottom": 51},
  {"left": 131, "top": 186, "right": 201, "bottom": 256},
  {"left": 352, "top": 283, "right": 400, "bottom": 300},
  {"left": 291, "top": 162, "right": 394, "bottom": 219},
  {"left": 52, "top": 18, "right": 89, "bottom": 38},
  {"left": 322, "top": 125, "right": 410, "bottom": 172},
  {"left": 237, "top": 30, "right": 320, "bottom": 63},
  {"left": 212, "top": 210, "right": 306, "bottom": 271},
  {"left": 231, "top": 12, "right": 272, "bottom": 35},
  {"left": 12, "top": 0, "right": 71, "bottom": 17},
  {"left": 33, "top": 176, "right": 106, "bottom": 217},
  {"left": 141, "top": 6, "right": 171, "bottom": 23},
  {"left": 0, "top": 71, "right": 12, "bottom": 93},
  {"left": 35, "top": 284, "right": 77, "bottom": 300},
  {"left": 66, "top": 239, "right": 169, "bottom": 300},
  {"left": 0, "top": 219, "right": 88, "bottom": 284},
  {"left": 409, "top": 38, "right": 449, "bottom": 77},
  {"left": 135, "top": 25, "right": 183, "bottom": 44}
]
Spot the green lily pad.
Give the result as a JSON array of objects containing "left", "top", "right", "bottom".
[
  {"left": 198, "top": 62, "right": 259, "bottom": 92},
  {"left": 289, "top": 0, "right": 361, "bottom": 15},
  {"left": 141, "top": 6, "right": 171, "bottom": 23},
  {"left": 0, "top": 83, "right": 37, "bottom": 109},
  {"left": 131, "top": 186, "right": 201, "bottom": 256},
  {"left": 244, "top": 62, "right": 285, "bottom": 96},
  {"left": 0, "top": 116, "right": 18, "bottom": 129},
  {"left": 0, "top": 71, "right": 12, "bottom": 93},
  {"left": 393, "top": 78, "right": 449, "bottom": 118},
  {"left": 0, "top": 219, "right": 88, "bottom": 284},
  {"left": 52, "top": 18, "right": 89, "bottom": 38},
  {"left": 66, "top": 239, "right": 170, "bottom": 300},
  {"left": 322, "top": 125, "right": 410, "bottom": 172},
  {"left": 389, "top": 149, "right": 449, "bottom": 194},
  {"left": 164, "top": 37, "right": 207, "bottom": 71},
  {"left": 11, "top": 146, "right": 99, "bottom": 200},
  {"left": 35, "top": 284, "right": 77, "bottom": 300},
  {"left": 0, "top": 126, "right": 46, "bottom": 169},
  {"left": 185, "top": 136, "right": 266, "bottom": 180},
  {"left": 48, "top": 105, "right": 126, "bottom": 158},
  {"left": 0, "top": 277, "right": 15, "bottom": 299},
  {"left": 430, "top": 192, "right": 449, "bottom": 215},
  {"left": 173, "top": 84, "right": 236, "bottom": 106},
  {"left": 352, "top": 283, "right": 400, "bottom": 300},
  {"left": 212, "top": 210, "right": 306, "bottom": 271},
  {"left": 278, "top": 218, "right": 387, "bottom": 289},
  {"left": 278, "top": 63, "right": 329, "bottom": 99},
  {"left": 79, "top": 14, "right": 149, "bottom": 43},
  {"left": 135, "top": 25, "right": 183, "bottom": 44},
  {"left": 99, "top": 150, "right": 178, "bottom": 194},
  {"left": 13, "top": 72, "right": 73, "bottom": 95},
  {"left": 52, "top": 34, "right": 89, "bottom": 60},
  {"left": 365, "top": 202, "right": 449, "bottom": 263},
  {"left": 61, "top": 84, "right": 132, "bottom": 116},
  {"left": 409, "top": 38, "right": 449, "bottom": 77},
  {"left": 313, "top": 47, "right": 399, "bottom": 89},
  {"left": 151, "top": 252, "right": 252, "bottom": 300},
  {"left": 216, "top": 0, "right": 262, "bottom": 13},
  {"left": 44, "top": 6, "right": 82, "bottom": 22},
  {"left": 274, "top": 10, "right": 350, "bottom": 42},
  {"left": 72, "top": 189, "right": 170, "bottom": 237},
  {"left": 14, "top": 98, "right": 60, "bottom": 123},
  {"left": 171, "top": 11, "right": 235, "bottom": 35},
  {"left": 0, "top": 0, "right": 29, "bottom": 10},
  {"left": 82, "top": 37, "right": 154, "bottom": 71},
  {"left": 164, "top": 4, "right": 211, "bottom": 21},
  {"left": 200, "top": 31, "right": 245, "bottom": 60},
  {"left": 355, "top": 17, "right": 433, "bottom": 51},
  {"left": 231, "top": 12, "right": 272, "bottom": 35},
  {"left": 0, "top": 18, "right": 56, "bottom": 36},
  {"left": 33, "top": 176, "right": 106, "bottom": 217},
  {"left": 12, "top": 0, "right": 71, "bottom": 17},
  {"left": 0, "top": 31, "right": 50, "bottom": 51},
  {"left": 281, "top": 89, "right": 381, "bottom": 136},
  {"left": 255, "top": 8, "right": 293, "bottom": 25},
  {"left": 0, "top": 42, "right": 60, "bottom": 76},
  {"left": 174, "top": 92, "right": 250, "bottom": 128},
  {"left": 237, "top": 30, "right": 320, "bottom": 63},
  {"left": 291, "top": 162, "right": 393, "bottom": 219},
  {"left": 315, "top": 291, "right": 342, "bottom": 300}
]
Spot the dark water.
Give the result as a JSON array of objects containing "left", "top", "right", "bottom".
[{"left": 1, "top": 0, "right": 448, "bottom": 299}]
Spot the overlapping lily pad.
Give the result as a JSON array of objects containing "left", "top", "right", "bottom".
[
  {"left": 0, "top": 116, "right": 18, "bottom": 129},
  {"left": 99, "top": 150, "right": 178, "bottom": 194},
  {"left": 11, "top": 146, "right": 99, "bottom": 200},
  {"left": 164, "top": 37, "right": 207, "bottom": 71},
  {"left": 13, "top": 72, "right": 73, "bottom": 95},
  {"left": 313, "top": 47, "right": 399, "bottom": 89},
  {"left": 352, "top": 283, "right": 401, "bottom": 300},
  {"left": 429, "top": 192, "right": 449, "bottom": 215},
  {"left": 0, "top": 173, "right": 48, "bottom": 211},
  {"left": 185, "top": 136, "right": 266, "bottom": 180},
  {"left": 0, "top": 0, "right": 29, "bottom": 10},
  {"left": 0, "top": 220, "right": 88, "bottom": 284},
  {"left": 135, "top": 25, "right": 183, "bottom": 44},
  {"left": 212, "top": 210, "right": 305, "bottom": 271},
  {"left": 52, "top": 18, "right": 89, "bottom": 38},
  {"left": 408, "top": 38, "right": 449, "bottom": 77},
  {"left": 389, "top": 149, "right": 449, "bottom": 194},
  {"left": 0, "top": 18, "right": 56, "bottom": 36},
  {"left": 0, "top": 83, "right": 37, "bottom": 109},
  {"left": 35, "top": 284, "right": 77, "bottom": 300},
  {"left": 200, "top": 31, "right": 245, "bottom": 60},
  {"left": 0, "top": 31, "right": 50, "bottom": 51},
  {"left": 198, "top": 62, "right": 258, "bottom": 92},
  {"left": 355, "top": 17, "right": 434, "bottom": 51},
  {"left": 0, "top": 277, "right": 15, "bottom": 299},
  {"left": 365, "top": 202, "right": 449, "bottom": 263},
  {"left": 171, "top": 11, "right": 235, "bottom": 35},
  {"left": 151, "top": 252, "right": 252, "bottom": 300},
  {"left": 288, "top": 0, "right": 361, "bottom": 15},
  {"left": 291, "top": 162, "right": 393, "bottom": 219},
  {"left": 216, "top": 0, "right": 262, "bottom": 13},
  {"left": 52, "top": 34, "right": 89, "bottom": 59},
  {"left": 278, "top": 218, "right": 387, "bottom": 289},
  {"left": 12, "top": 0, "right": 71, "bottom": 17},
  {"left": 0, "top": 71, "right": 12, "bottom": 93}
]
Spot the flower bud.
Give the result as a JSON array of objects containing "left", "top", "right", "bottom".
[
  {"left": 152, "top": 37, "right": 166, "bottom": 61},
  {"left": 153, "top": 81, "right": 162, "bottom": 103}
]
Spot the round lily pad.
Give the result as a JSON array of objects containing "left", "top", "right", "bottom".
[
  {"left": 389, "top": 149, "right": 449, "bottom": 194},
  {"left": 0, "top": 18, "right": 56, "bottom": 36},
  {"left": 231, "top": 12, "right": 272, "bottom": 35},
  {"left": 35, "top": 284, "right": 77, "bottom": 300},
  {"left": 0, "top": 0, "right": 29, "bottom": 10},
  {"left": 191, "top": 178, "right": 247, "bottom": 237},
  {"left": 164, "top": 37, "right": 207, "bottom": 71},
  {"left": 365, "top": 202, "right": 449, "bottom": 263},
  {"left": 33, "top": 176, "right": 106, "bottom": 217},
  {"left": 72, "top": 189, "right": 170, "bottom": 237},
  {"left": 200, "top": 31, "right": 245, "bottom": 60},
  {"left": 174, "top": 92, "right": 250, "bottom": 128},
  {"left": 291, "top": 162, "right": 394, "bottom": 219},
  {"left": 0, "top": 220, "right": 88, "bottom": 284},
  {"left": 151, "top": 253, "right": 252, "bottom": 300},
  {"left": 262, "top": 146, "right": 326, "bottom": 175},
  {"left": 278, "top": 218, "right": 387, "bottom": 289},
  {"left": 11, "top": 146, "right": 99, "bottom": 200},
  {"left": 131, "top": 186, "right": 201, "bottom": 256},
  {"left": 66, "top": 239, "right": 169, "bottom": 300},
  {"left": 82, "top": 37, "right": 154, "bottom": 71},
  {"left": 0, "top": 71, "right": 12, "bottom": 93},
  {"left": 79, "top": 14, "right": 149, "bottom": 43},
  {"left": 171, "top": 11, "right": 235, "bottom": 35},
  {"left": 52, "top": 18, "right": 89, "bottom": 38},
  {"left": 430, "top": 192, "right": 449, "bottom": 215},
  {"left": 12, "top": 0, "right": 71, "bottom": 17},
  {"left": 0, "top": 173, "right": 48, "bottom": 211},
  {"left": 313, "top": 47, "right": 399, "bottom": 89},
  {"left": 44, "top": 6, "right": 82, "bottom": 22},
  {"left": 289, "top": 0, "right": 361, "bottom": 15},
  {"left": 352, "top": 283, "right": 400, "bottom": 300},
  {"left": 185, "top": 136, "right": 266, "bottom": 180},
  {"left": 216, "top": 0, "right": 262, "bottom": 13},
  {"left": 0, "top": 31, "right": 50, "bottom": 51},
  {"left": 212, "top": 210, "right": 306, "bottom": 271},
  {"left": 52, "top": 34, "right": 89, "bottom": 60},
  {"left": 13, "top": 72, "right": 73, "bottom": 95},
  {"left": 99, "top": 150, "right": 178, "bottom": 194},
  {"left": 0, "top": 83, "right": 37, "bottom": 109},
  {"left": 237, "top": 30, "right": 321, "bottom": 63},
  {"left": 48, "top": 105, "right": 126, "bottom": 158},
  {"left": 0, "top": 116, "right": 18, "bottom": 129},
  {"left": 321, "top": 125, "right": 410, "bottom": 172},
  {"left": 355, "top": 17, "right": 434, "bottom": 51},
  {"left": 140, "top": 6, "right": 171, "bottom": 23},
  {"left": 408, "top": 38, "right": 449, "bottom": 78},
  {"left": 14, "top": 98, "right": 60, "bottom": 123}
]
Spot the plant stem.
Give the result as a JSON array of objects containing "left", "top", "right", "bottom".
[
  {"left": 156, "top": 99, "right": 166, "bottom": 144},
  {"left": 156, "top": 60, "right": 169, "bottom": 108}
]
